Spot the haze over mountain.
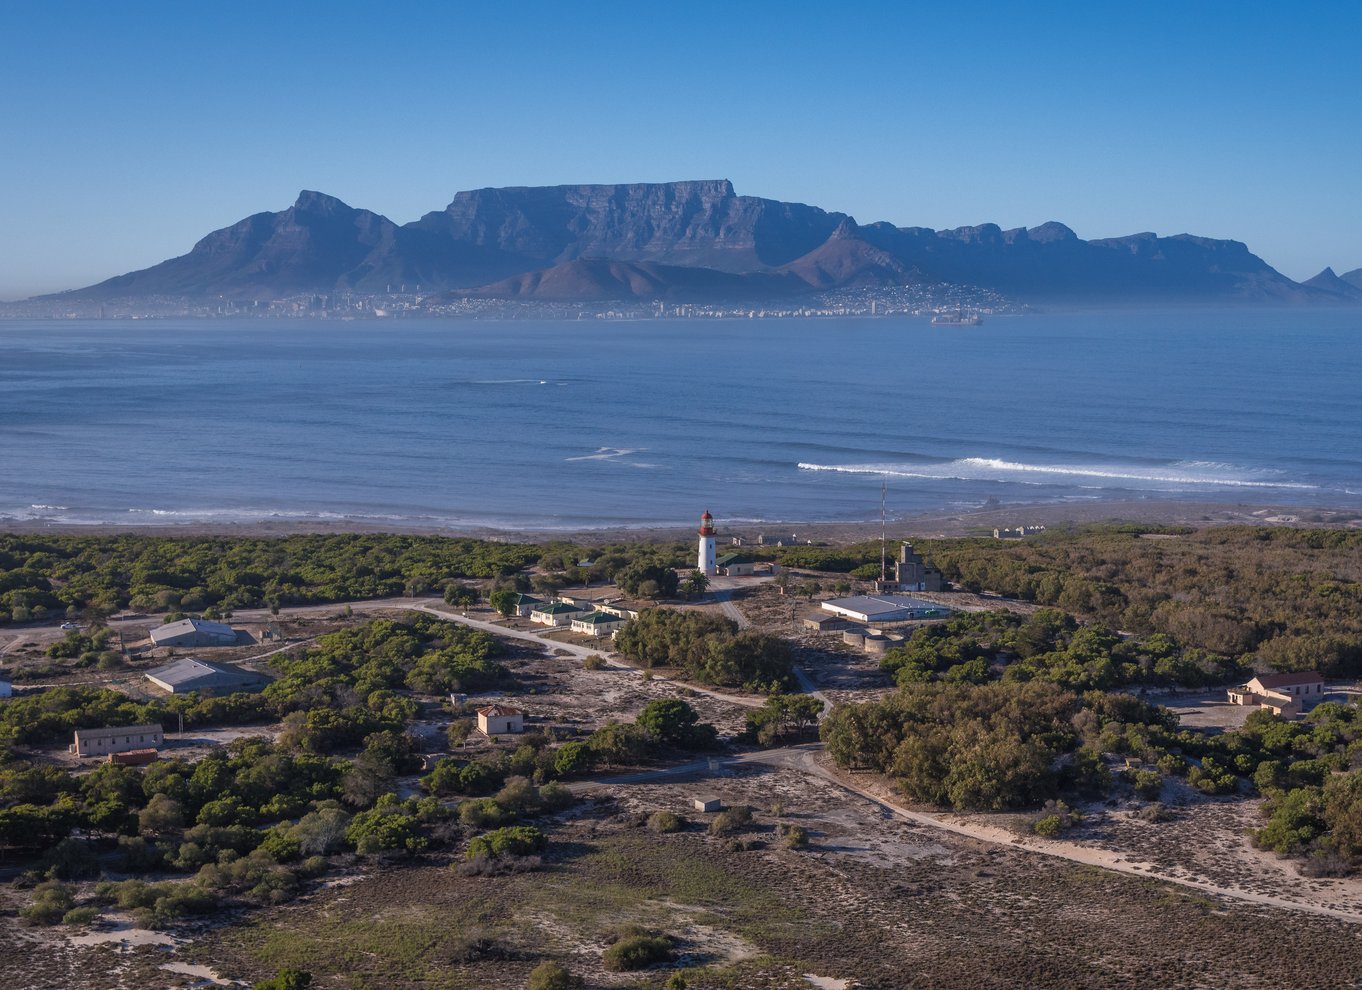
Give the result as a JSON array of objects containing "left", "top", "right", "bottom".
[{"left": 46, "top": 181, "right": 1354, "bottom": 306}]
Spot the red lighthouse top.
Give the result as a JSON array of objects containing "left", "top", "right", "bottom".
[{"left": 698, "top": 510, "right": 715, "bottom": 536}]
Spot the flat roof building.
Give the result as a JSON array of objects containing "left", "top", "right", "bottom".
[
  {"left": 821, "top": 595, "right": 953, "bottom": 624},
  {"left": 149, "top": 618, "right": 239, "bottom": 648},
  {"left": 145, "top": 658, "right": 270, "bottom": 696}
]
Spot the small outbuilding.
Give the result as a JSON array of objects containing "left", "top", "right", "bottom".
[
  {"left": 715, "top": 553, "right": 756, "bottom": 577},
  {"left": 145, "top": 658, "right": 270, "bottom": 696},
  {"left": 149, "top": 618, "right": 239, "bottom": 648},
  {"left": 72, "top": 724, "right": 165, "bottom": 758},
  {"left": 693, "top": 796, "right": 723, "bottom": 813},
  {"left": 803, "top": 614, "right": 849, "bottom": 633},
  {"left": 108, "top": 748, "right": 159, "bottom": 767},
  {"left": 477, "top": 704, "right": 524, "bottom": 736}
]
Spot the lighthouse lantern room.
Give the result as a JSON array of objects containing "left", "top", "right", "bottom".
[{"left": 697, "top": 510, "right": 718, "bottom": 576}]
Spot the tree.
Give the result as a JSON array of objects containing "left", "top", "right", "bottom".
[
  {"left": 444, "top": 583, "right": 478, "bottom": 607},
  {"left": 489, "top": 590, "right": 519, "bottom": 617},
  {"left": 636, "top": 699, "right": 701, "bottom": 748},
  {"left": 614, "top": 560, "right": 679, "bottom": 599},
  {"left": 682, "top": 571, "right": 709, "bottom": 599}
]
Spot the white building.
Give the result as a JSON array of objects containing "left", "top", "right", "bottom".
[
  {"left": 477, "top": 704, "right": 524, "bottom": 736},
  {"left": 820, "top": 595, "right": 953, "bottom": 624},
  {"left": 530, "top": 602, "right": 585, "bottom": 627},
  {"left": 697, "top": 510, "right": 717, "bottom": 576},
  {"left": 570, "top": 611, "right": 627, "bottom": 637},
  {"left": 72, "top": 724, "right": 164, "bottom": 758}
]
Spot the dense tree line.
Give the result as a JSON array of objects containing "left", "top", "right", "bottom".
[
  {"left": 922, "top": 526, "right": 1362, "bottom": 676},
  {"left": 613, "top": 608, "right": 795, "bottom": 692},
  {"left": 880, "top": 608, "right": 1243, "bottom": 692},
  {"left": 0, "top": 533, "right": 544, "bottom": 622}
]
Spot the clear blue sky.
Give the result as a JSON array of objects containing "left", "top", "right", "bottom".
[{"left": 2, "top": 0, "right": 1358, "bottom": 298}]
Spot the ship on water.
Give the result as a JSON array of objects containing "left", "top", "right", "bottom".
[{"left": 931, "top": 309, "right": 983, "bottom": 326}]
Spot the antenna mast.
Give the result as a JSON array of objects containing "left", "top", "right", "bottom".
[{"left": 880, "top": 477, "right": 887, "bottom": 584}]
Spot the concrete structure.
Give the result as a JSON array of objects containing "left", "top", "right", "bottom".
[
  {"left": 1228, "top": 672, "right": 1326, "bottom": 717},
  {"left": 803, "top": 613, "right": 850, "bottom": 633},
  {"left": 72, "top": 724, "right": 164, "bottom": 758},
  {"left": 821, "top": 595, "right": 953, "bottom": 624},
  {"left": 149, "top": 617, "right": 238, "bottom": 648},
  {"left": 570, "top": 611, "right": 628, "bottom": 637},
  {"left": 530, "top": 602, "right": 586, "bottom": 627},
  {"left": 878, "top": 542, "right": 944, "bottom": 593},
  {"left": 698, "top": 510, "right": 718, "bottom": 576},
  {"left": 714, "top": 552, "right": 755, "bottom": 577},
  {"left": 693, "top": 796, "right": 723, "bottom": 813},
  {"left": 477, "top": 704, "right": 524, "bottom": 736},
  {"left": 145, "top": 658, "right": 269, "bottom": 696}
]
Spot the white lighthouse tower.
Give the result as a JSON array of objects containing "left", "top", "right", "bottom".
[{"left": 697, "top": 510, "right": 718, "bottom": 576}]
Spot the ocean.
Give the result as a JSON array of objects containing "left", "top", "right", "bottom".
[{"left": 1, "top": 309, "right": 1359, "bottom": 530}]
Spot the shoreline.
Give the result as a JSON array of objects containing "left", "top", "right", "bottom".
[{"left": 3, "top": 499, "right": 1359, "bottom": 545}]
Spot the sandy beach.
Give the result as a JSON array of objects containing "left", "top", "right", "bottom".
[{"left": 4, "top": 498, "right": 1359, "bottom": 545}]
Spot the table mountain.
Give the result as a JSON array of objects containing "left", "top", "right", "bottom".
[{"left": 44, "top": 180, "right": 1349, "bottom": 305}]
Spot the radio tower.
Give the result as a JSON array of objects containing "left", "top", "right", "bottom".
[{"left": 880, "top": 477, "right": 888, "bottom": 585}]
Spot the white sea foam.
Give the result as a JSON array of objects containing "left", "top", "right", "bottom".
[
  {"left": 565, "top": 447, "right": 658, "bottom": 468},
  {"left": 797, "top": 457, "right": 1319, "bottom": 490}
]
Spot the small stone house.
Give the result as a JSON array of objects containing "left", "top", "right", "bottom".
[
  {"left": 693, "top": 796, "right": 723, "bottom": 812},
  {"left": 477, "top": 704, "right": 524, "bottom": 736}
]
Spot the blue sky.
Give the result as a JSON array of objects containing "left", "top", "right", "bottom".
[{"left": 1, "top": 1, "right": 1358, "bottom": 298}]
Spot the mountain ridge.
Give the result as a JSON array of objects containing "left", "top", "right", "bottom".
[{"left": 42, "top": 181, "right": 1355, "bottom": 306}]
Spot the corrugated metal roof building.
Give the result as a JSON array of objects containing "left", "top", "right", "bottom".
[
  {"left": 145, "top": 658, "right": 270, "bottom": 695},
  {"left": 149, "top": 618, "right": 239, "bottom": 648}
]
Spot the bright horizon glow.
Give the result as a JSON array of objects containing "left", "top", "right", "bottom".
[{"left": 1, "top": 0, "right": 1359, "bottom": 299}]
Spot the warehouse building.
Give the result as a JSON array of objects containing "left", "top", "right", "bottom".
[
  {"left": 72, "top": 724, "right": 164, "bottom": 758},
  {"left": 820, "top": 595, "right": 953, "bottom": 624},
  {"left": 145, "top": 658, "right": 270, "bottom": 695},
  {"left": 149, "top": 617, "right": 239, "bottom": 648}
]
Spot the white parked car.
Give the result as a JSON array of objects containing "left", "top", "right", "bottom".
[{"left": 60, "top": 622, "right": 79, "bottom": 630}]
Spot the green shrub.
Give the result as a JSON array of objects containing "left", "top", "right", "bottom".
[
  {"left": 465, "top": 825, "right": 547, "bottom": 860},
  {"left": 648, "top": 810, "right": 684, "bottom": 833},
  {"left": 62, "top": 906, "right": 101, "bottom": 926},
  {"left": 780, "top": 824, "right": 810, "bottom": 849},
  {"left": 708, "top": 806, "right": 752, "bottom": 836},
  {"left": 602, "top": 931, "right": 674, "bottom": 971},
  {"left": 527, "top": 961, "right": 583, "bottom": 990}
]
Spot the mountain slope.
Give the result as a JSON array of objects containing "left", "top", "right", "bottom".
[{"left": 43, "top": 180, "right": 1348, "bottom": 306}]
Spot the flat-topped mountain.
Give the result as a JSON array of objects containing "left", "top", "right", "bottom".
[{"left": 44, "top": 180, "right": 1355, "bottom": 306}]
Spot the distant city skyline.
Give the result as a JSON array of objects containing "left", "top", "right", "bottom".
[{"left": 2, "top": 0, "right": 1358, "bottom": 299}]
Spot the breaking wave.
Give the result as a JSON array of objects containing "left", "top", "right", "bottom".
[{"left": 797, "top": 457, "right": 1319, "bottom": 491}]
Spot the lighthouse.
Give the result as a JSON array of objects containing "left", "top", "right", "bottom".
[{"left": 697, "top": 510, "right": 718, "bottom": 576}]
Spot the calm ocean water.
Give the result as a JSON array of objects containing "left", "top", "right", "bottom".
[{"left": 1, "top": 310, "right": 1359, "bottom": 530}]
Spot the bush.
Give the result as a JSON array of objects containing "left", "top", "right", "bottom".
[
  {"left": 582, "top": 655, "right": 605, "bottom": 671},
  {"left": 20, "top": 881, "right": 74, "bottom": 926},
  {"left": 602, "top": 930, "right": 674, "bottom": 972},
  {"left": 465, "top": 825, "right": 547, "bottom": 860},
  {"left": 62, "top": 906, "right": 102, "bottom": 926},
  {"left": 708, "top": 806, "right": 752, "bottom": 836},
  {"left": 1137, "top": 802, "right": 1172, "bottom": 823},
  {"left": 527, "top": 961, "right": 583, "bottom": 990},
  {"left": 648, "top": 810, "right": 684, "bottom": 833},
  {"left": 780, "top": 824, "right": 810, "bottom": 849}
]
